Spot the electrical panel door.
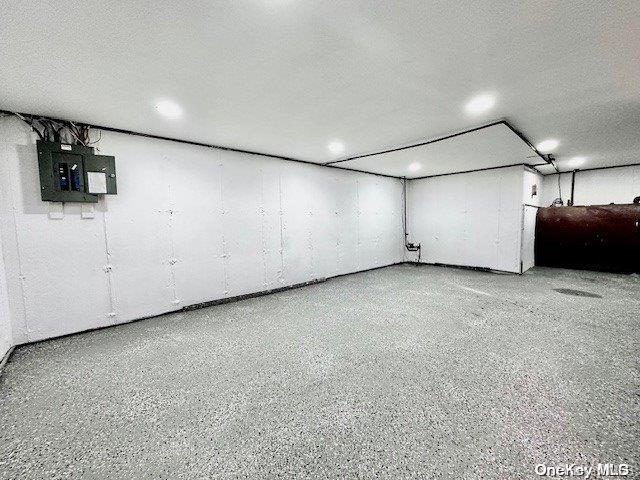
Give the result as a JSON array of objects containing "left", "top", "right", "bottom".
[{"left": 37, "top": 140, "right": 117, "bottom": 202}]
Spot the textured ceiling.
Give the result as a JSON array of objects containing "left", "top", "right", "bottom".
[{"left": 1, "top": 1, "right": 638, "bottom": 175}]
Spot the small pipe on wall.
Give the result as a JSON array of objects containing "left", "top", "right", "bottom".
[{"left": 568, "top": 170, "right": 577, "bottom": 206}]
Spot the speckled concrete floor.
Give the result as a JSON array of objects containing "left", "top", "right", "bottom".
[{"left": 1, "top": 265, "right": 638, "bottom": 479}]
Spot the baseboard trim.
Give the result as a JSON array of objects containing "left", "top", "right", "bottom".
[
  {"left": 182, "top": 278, "right": 328, "bottom": 312},
  {"left": 404, "top": 261, "right": 520, "bottom": 275},
  {"left": 11, "top": 261, "right": 407, "bottom": 353},
  {"left": 184, "top": 262, "right": 407, "bottom": 311},
  {"left": 4, "top": 260, "right": 521, "bottom": 371}
]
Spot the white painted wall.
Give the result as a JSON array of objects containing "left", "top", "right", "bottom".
[
  {"left": 0, "top": 233, "right": 12, "bottom": 361},
  {"left": 541, "top": 165, "right": 640, "bottom": 207},
  {"left": 0, "top": 117, "right": 404, "bottom": 344},
  {"left": 2, "top": 110, "right": 635, "bottom": 349},
  {"left": 406, "top": 165, "right": 525, "bottom": 273}
]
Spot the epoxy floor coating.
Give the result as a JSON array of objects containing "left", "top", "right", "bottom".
[{"left": 1, "top": 265, "right": 638, "bottom": 479}]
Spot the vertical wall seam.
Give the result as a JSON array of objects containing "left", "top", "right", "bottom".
[
  {"left": 277, "top": 171, "right": 285, "bottom": 284},
  {"left": 376, "top": 180, "right": 381, "bottom": 265},
  {"left": 166, "top": 179, "right": 179, "bottom": 305},
  {"left": 260, "top": 169, "right": 268, "bottom": 288},
  {"left": 335, "top": 176, "right": 340, "bottom": 277},
  {"left": 307, "top": 192, "right": 314, "bottom": 279},
  {"left": 496, "top": 174, "right": 503, "bottom": 268},
  {"left": 463, "top": 179, "right": 469, "bottom": 264},
  {"left": 101, "top": 199, "right": 117, "bottom": 319},
  {"left": 356, "top": 178, "right": 360, "bottom": 270},
  {"left": 518, "top": 166, "right": 525, "bottom": 272},
  {"left": 219, "top": 158, "right": 229, "bottom": 295},
  {"left": 519, "top": 204, "right": 525, "bottom": 274},
  {"left": 396, "top": 179, "right": 404, "bottom": 261},
  {"left": 6, "top": 154, "right": 29, "bottom": 341}
]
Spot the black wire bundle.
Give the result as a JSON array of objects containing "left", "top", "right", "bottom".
[{"left": 11, "top": 113, "right": 100, "bottom": 146}]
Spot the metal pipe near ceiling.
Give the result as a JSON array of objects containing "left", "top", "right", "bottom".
[
  {"left": 0, "top": 109, "right": 403, "bottom": 180},
  {"left": 325, "top": 119, "right": 551, "bottom": 167},
  {"left": 2, "top": 110, "right": 565, "bottom": 178},
  {"left": 552, "top": 162, "right": 640, "bottom": 175}
]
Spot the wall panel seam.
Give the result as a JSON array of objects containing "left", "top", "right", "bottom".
[{"left": 7, "top": 152, "right": 29, "bottom": 341}]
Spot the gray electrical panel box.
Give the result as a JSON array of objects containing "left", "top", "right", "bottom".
[{"left": 37, "top": 140, "right": 117, "bottom": 203}]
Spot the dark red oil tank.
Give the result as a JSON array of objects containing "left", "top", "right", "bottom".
[{"left": 535, "top": 204, "right": 640, "bottom": 273}]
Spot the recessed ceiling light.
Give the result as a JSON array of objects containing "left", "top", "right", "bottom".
[
  {"left": 155, "top": 100, "right": 183, "bottom": 119},
  {"left": 567, "top": 156, "right": 586, "bottom": 168},
  {"left": 536, "top": 139, "right": 559, "bottom": 153},
  {"left": 465, "top": 93, "right": 496, "bottom": 115},
  {"left": 408, "top": 162, "right": 421, "bottom": 172},
  {"left": 328, "top": 141, "right": 345, "bottom": 155}
]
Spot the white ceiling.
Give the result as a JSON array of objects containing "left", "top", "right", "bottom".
[
  {"left": 332, "top": 123, "right": 545, "bottom": 178},
  {"left": 1, "top": 1, "right": 638, "bottom": 175}
]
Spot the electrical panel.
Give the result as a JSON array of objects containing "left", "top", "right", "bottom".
[{"left": 37, "top": 140, "right": 117, "bottom": 203}]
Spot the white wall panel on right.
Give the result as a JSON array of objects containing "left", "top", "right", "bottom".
[
  {"left": 407, "top": 166, "right": 524, "bottom": 273},
  {"left": 541, "top": 165, "right": 640, "bottom": 207}
]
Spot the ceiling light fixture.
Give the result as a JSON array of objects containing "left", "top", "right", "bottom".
[
  {"left": 465, "top": 93, "right": 496, "bottom": 115},
  {"left": 536, "top": 139, "right": 559, "bottom": 153},
  {"left": 328, "top": 141, "right": 345, "bottom": 155},
  {"left": 408, "top": 162, "right": 421, "bottom": 172},
  {"left": 155, "top": 100, "right": 183, "bottom": 119}
]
